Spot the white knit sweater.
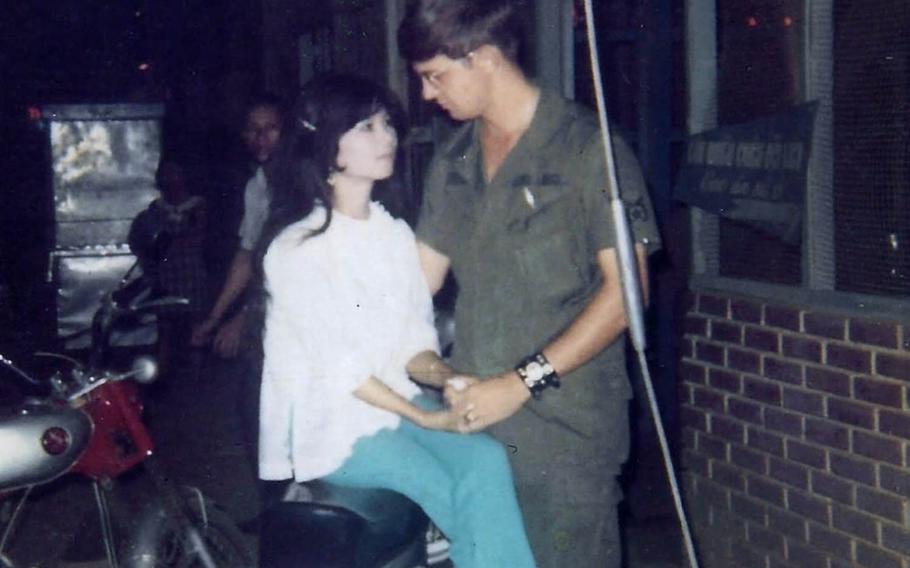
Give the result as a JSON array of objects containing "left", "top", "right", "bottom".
[{"left": 258, "top": 202, "right": 439, "bottom": 482}]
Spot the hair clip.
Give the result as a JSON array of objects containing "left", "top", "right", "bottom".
[{"left": 299, "top": 118, "right": 317, "bottom": 132}]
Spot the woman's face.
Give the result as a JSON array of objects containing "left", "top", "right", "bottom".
[{"left": 334, "top": 110, "right": 398, "bottom": 183}]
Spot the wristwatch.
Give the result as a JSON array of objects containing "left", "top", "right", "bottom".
[{"left": 515, "top": 352, "right": 561, "bottom": 399}]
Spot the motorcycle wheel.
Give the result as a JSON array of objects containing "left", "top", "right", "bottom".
[{"left": 122, "top": 487, "right": 253, "bottom": 568}]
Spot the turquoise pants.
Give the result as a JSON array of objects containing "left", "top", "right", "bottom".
[{"left": 324, "top": 398, "right": 536, "bottom": 568}]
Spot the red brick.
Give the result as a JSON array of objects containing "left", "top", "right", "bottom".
[
  {"left": 853, "top": 431, "right": 903, "bottom": 465},
  {"left": 713, "top": 461, "right": 746, "bottom": 490},
  {"left": 711, "top": 414, "right": 745, "bottom": 443},
  {"left": 680, "top": 337, "right": 694, "bottom": 357},
  {"left": 730, "top": 538, "right": 769, "bottom": 568},
  {"left": 765, "top": 305, "right": 800, "bottom": 331},
  {"left": 803, "top": 312, "right": 847, "bottom": 340},
  {"left": 681, "top": 406, "right": 708, "bottom": 431},
  {"left": 782, "top": 335, "right": 823, "bottom": 363},
  {"left": 685, "top": 314, "right": 709, "bottom": 336},
  {"left": 731, "top": 493, "right": 767, "bottom": 524},
  {"left": 853, "top": 376, "right": 903, "bottom": 408},
  {"left": 768, "top": 507, "right": 807, "bottom": 540},
  {"left": 680, "top": 383, "right": 693, "bottom": 405},
  {"left": 764, "top": 357, "right": 803, "bottom": 385},
  {"left": 680, "top": 360, "right": 707, "bottom": 384},
  {"left": 709, "top": 368, "right": 742, "bottom": 393},
  {"left": 696, "top": 341, "right": 725, "bottom": 365},
  {"left": 880, "top": 465, "right": 910, "bottom": 499},
  {"left": 807, "top": 523, "right": 853, "bottom": 559},
  {"left": 805, "top": 366, "right": 850, "bottom": 396},
  {"left": 748, "top": 427, "right": 784, "bottom": 456},
  {"left": 745, "top": 377, "right": 782, "bottom": 405},
  {"left": 683, "top": 449, "right": 709, "bottom": 476},
  {"left": 748, "top": 476, "right": 785, "bottom": 507},
  {"left": 698, "top": 432, "right": 728, "bottom": 460},
  {"left": 849, "top": 318, "right": 899, "bottom": 349},
  {"left": 682, "top": 291, "right": 696, "bottom": 312},
  {"left": 855, "top": 542, "right": 904, "bottom": 568},
  {"left": 699, "top": 477, "right": 731, "bottom": 509},
  {"left": 693, "top": 386, "right": 726, "bottom": 412},
  {"left": 881, "top": 524, "right": 910, "bottom": 556},
  {"left": 789, "top": 490, "right": 831, "bottom": 524},
  {"left": 811, "top": 470, "right": 854, "bottom": 505},
  {"left": 786, "top": 439, "right": 826, "bottom": 469},
  {"left": 730, "top": 397, "right": 763, "bottom": 425},
  {"left": 745, "top": 326, "right": 779, "bottom": 352},
  {"left": 829, "top": 452, "right": 876, "bottom": 485},
  {"left": 826, "top": 398, "right": 875, "bottom": 429},
  {"left": 748, "top": 522, "right": 785, "bottom": 555},
  {"left": 731, "top": 446, "right": 768, "bottom": 475},
  {"left": 832, "top": 505, "right": 877, "bottom": 542},
  {"left": 729, "top": 348, "right": 761, "bottom": 374},
  {"left": 786, "top": 540, "right": 828, "bottom": 568},
  {"left": 770, "top": 457, "right": 810, "bottom": 490},
  {"left": 732, "top": 299, "right": 763, "bottom": 323},
  {"left": 877, "top": 352, "right": 910, "bottom": 382},
  {"left": 699, "top": 294, "right": 729, "bottom": 317},
  {"left": 712, "top": 320, "right": 743, "bottom": 344},
  {"left": 683, "top": 426, "right": 697, "bottom": 450},
  {"left": 769, "top": 558, "right": 800, "bottom": 568},
  {"left": 856, "top": 486, "right": 905, "bottom": 524},
  {"left": 879, "top": 409, "right": 910, "bottom": 439},
  {"left": 826, "top": 343, "right": 873, "bottom": 374},
  {"left": 782, "top": 387, "right": 825, "bottom": 416},
  {"left": 765, "top": 407, "right": 803, "bottom": 436},
  {"left": 805, "top": 417, "right": 849, "bottom": 450}
]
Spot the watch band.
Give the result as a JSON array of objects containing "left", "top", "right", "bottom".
[{"left": 514, "top": 352, "right": 561, "bottom": 399}]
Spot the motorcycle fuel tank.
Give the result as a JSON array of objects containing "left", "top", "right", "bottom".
[{"left": 0, "top": 403, "right": 92, "bottom": 490}]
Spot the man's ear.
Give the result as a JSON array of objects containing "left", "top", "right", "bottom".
[{"left": 468, "top": 44, "right": 504, "bottom": 72}]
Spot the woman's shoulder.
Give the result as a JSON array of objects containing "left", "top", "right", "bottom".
[
  {"left": 266, "top": 207, "right": 329, "bottom": 256},
  {"left": 370, "top": 201, "right": 415, "bottom": 240}
]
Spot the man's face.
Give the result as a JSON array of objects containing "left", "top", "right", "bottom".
[
  {"left": 413, "top": 54, "right": 489, "bottom": 121},
  {"left": 243, "top": 106, "right": 282, "bottom": 164}
]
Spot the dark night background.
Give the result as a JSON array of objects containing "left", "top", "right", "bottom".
[{"left": 0, "top": 1, "right": 263, "bottom": 349}]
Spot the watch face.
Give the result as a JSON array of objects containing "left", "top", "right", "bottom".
[{"left": 526, "top": 361, "right": 545, "bottom": 383}]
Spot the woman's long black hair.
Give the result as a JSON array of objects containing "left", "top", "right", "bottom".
[
  {"left": 256, "top": 74, "right": 412, "bottom": 261},
  {"left": 249, "top": 74, "right": 413, "bottom": 347}
]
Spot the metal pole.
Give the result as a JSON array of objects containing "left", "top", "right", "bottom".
[{"left": 581, "top": 1, "right": 700, "bottom": 566}]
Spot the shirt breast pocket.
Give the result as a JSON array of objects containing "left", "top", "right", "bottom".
[{"left": 509, "top": 186, "right": 587, "bottom": 303}]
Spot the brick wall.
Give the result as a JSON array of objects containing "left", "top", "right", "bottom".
[{"left": 680, "top": 292, "right": 910, "bottom": 568}]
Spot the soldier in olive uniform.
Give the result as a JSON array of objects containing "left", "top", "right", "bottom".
[{"left": 399, "top": 1, "right": 661, "bottom": 566}]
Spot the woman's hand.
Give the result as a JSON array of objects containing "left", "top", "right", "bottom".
[
  {"left": 417, "top": 408, "right": 468, "bottom": 433},
  {"left": 443, "top": 376, "right": 480, "bottom": 408}
]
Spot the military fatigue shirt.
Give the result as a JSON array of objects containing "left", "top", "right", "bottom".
[{"left": 417, "top": 90, "right": 661, "bottom": 437}]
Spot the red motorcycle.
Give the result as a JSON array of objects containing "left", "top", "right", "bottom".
[{"left": 0, "top": 271, "right": 252, "bottom": 567}]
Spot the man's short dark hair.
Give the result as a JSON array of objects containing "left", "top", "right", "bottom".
[
  {"left": 397, "top": 0, "right": 525, "bottom": 64},
  {"left": 244, "top": 91, "right": 285, "bottom": 119}
]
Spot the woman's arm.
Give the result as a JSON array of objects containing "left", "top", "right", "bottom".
[
  {"left": 405, "top": 350, "right": 458, "bottom": 389},
  {"left": 353, "top": 376, "right": 463, "bottom": 432}
]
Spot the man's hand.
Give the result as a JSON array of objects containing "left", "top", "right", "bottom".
[
  {"left": 212, "top": 311, "right": 247, "bottom": 358},
  {"left": 443, "top": 376, "right": 480, "bottom": 407},
  {"left": 448, "top": 373, "right": 531, "bottom": 432}
]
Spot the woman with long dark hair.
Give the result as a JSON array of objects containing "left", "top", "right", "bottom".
[{"left": 255, "top": 75, "right": 535, "bottom": 568}]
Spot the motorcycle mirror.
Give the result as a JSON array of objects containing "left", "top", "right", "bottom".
[{"left": 130, "top": 356, "right": 159, "bottom": 384}]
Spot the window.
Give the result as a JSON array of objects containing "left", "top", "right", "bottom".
[{"left": 832, "top": 0, "right": 910, "bottom": 297}]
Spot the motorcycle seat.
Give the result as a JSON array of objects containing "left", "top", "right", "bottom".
[{"left": 259, "top": 480, "right": 428, "bottom": 568}]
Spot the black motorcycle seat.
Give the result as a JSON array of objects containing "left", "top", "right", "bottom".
[{"left": 259, "top": 481, "right": 428, "bottom": 568}]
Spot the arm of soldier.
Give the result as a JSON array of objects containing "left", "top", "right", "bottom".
[
  {"left": 191, "top": 249, "right": 253, "bottom": 346},
  {"left": 451, "top": 245, "right": 648, "bottom": 432},
  {"left": 417, "top": 241, "right": 450, "bottom": 295}
]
